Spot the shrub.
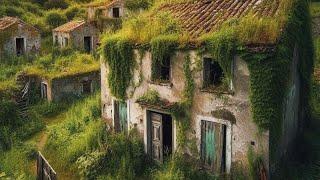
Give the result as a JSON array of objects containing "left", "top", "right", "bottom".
[
  {"left": 44, "top": 0, "right": 69, "bottom": 9},
  {"left": 76, "top": 150, "right": 106, "bottom": 179},
  {"left": 45, "top": 11, "right": 67, "bottom": 28},
  {"left": 32, "top": 101, "right": 66, "bottom": 117}
]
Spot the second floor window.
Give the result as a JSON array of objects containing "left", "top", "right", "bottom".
[
  {"left": 203, "top": 58, "right": 224, "bottom": 88},
  {"left": 153, "top": 56, "right": 171, "bottom": 82}
]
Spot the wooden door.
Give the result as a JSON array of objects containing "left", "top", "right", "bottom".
[
  {"left": 151, "top": 113, "right": 163, "bottom": 163},
  {"left": 114, "top": 101, "right": 127, "bottom": 133},
  {"left": 200, "top": 120, "right": 226, "bottom": 173}
]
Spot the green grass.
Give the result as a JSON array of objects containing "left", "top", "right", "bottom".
[{"left": 311, "top": 2, "right": 320, "bottom": 17}]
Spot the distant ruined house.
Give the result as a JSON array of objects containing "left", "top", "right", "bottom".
[
  {"left": 101, "top": 0, "right": 312, "bottom": 178},
  {"left": 0, "top": 16, "right": 40, "bottom": 57},
  {"left": 87, "top": 0, "right": 125, "bottom": 22},
  {"left": 53, "top": 20, "right": 99, "bottom": 53}
]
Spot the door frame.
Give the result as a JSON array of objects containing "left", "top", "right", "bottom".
[
  {"left": 15, "top": 37, "right": 26, "bottom": 55},
  {"left": 84, "top": 36, "right": 92, "bottom": 53},
  {"left": 144, "top": 109, "right": 177, "bottom": 156},
  {"left": 196, "top": 115, "right": 232, "bottom": 173},
  {"left": 112, "top": 99, "right": 130, "bottom": 132}
]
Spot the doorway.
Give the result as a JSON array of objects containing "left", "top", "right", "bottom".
[
  {"left": 147, "top": 111, "right": 173, "bottom": 163},
  {"left": 84, "top": 36, "right": 92, "bottom": 53},
  {"left": 16, "top": 38, "right": 25, "bottom": 56},
  {"left": 41, "top": 82, "right": 48, "bottom": 99}
]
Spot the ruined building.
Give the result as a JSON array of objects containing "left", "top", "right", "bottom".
[
  {"left": 0, "top": 16, "right": 40, "bottom": 57},
  {"left": 101, "top": 0, "right": 312, "bottom": 177},
  {"left": 53, "top": 20, "right": 99, "bottom": 53}
]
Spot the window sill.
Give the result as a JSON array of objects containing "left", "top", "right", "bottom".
[
  {"left": 149, "top": 80, "right": 173, "bottom": 88},
  {"left": 200, "top": 86, "right": 234, "bottom": 95}
]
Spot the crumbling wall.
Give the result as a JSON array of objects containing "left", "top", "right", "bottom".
[
  {"left": 52, "top": 31, "right": 71, "bottom": 48},
  {"left": 2, "top": 23, "right": 40, "bottom": 55},
  {"left": 101, "top": 50, "right": 269, "bottom": 173},
  {"left": 51, "top": 71, "right": 100, "bottom": 102},
  {"left": 70, "top": 23, "right": 99, "bottom": 51}
]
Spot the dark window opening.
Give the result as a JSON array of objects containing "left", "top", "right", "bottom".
[
  {"left": 64, "top": 37, "right": 69, "bottom": 47},
  {"left": 114, "top": 101, "right": 128, "bottom": 133},
  {"left": 153, "top": 56, "right": 171, "bottom": 82},
  {"left": 16, "top": 38, "right": 25, "bottom": 56},
  {"left": 82, "top": 80, "right": 92, "bottom": 94},
  {"left": 148, "top": 111, "right": 173, "bottom": 163},
  {"left": 203, "top": 58, "right": 224, "bottom": 87},
  {"left": 41, "top": 83, "right": 48, "bottom": 99},
  {"left": 112, "top": 7, "right": 120, "bottom": 18},
  {"left": 200, "top": 120, "right": 227, "bottom": 173},
  {"left": 54, "top": 35, "right": 58, "bottom": 46},
  {"left": 84, "top": 36, "right": 92, "bottom": 53}
]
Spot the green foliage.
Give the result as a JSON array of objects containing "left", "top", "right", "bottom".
[
  {"left": 247, "top": 146, "right": 264, "bottom": 180},
  {"left": 76, "top": 150, "right": 106, "bottom": 179},
  {"left": 45, "top": 10, "right": 67, "bottom": 28},
  {"left": 137, "top": 89, "right": 160, "bottom": 104},
  {"left": 44, "top": 0, "right": 69, "bottom": 9},
  {"left": 31, "top": 101, "right": 66, "bottom": 117},
  {"left": 102, "top": 36, "right": 135, "bottom": 100},
  {"left": 151, "top": 35, "right": 178, "bottom": 81},
  {"left": 125, "top": 0, "right": 154, "bottom": 11}
]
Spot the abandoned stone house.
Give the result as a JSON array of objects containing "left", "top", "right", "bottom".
[
  {"left": 87, "top": 0, "right": 125, "bottom": 22},
  {"left": 27, "top": 71, "right": 100, "bottom": 102},
  {"left": 101, "top": 0, "right": 310, "bottom": 177},
  {"left": 0, "top": 16, "right": 41, "bottom": 57},
  {"left": 53, "top": 20, "right": 99, "bottom": 53}
]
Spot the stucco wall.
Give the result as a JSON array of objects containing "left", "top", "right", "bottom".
[
  {"left": 3, "top": 23, "right": 41, "bottom": 55},
  {"left": 50, "top": 71, "right": 100, "bottom": 102},
  {"left": 101, "top": 50, "right": 269, "bottom": 173}
]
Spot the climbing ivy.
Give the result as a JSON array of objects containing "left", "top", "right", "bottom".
[{"left": 102, "top": 36, "right": 135, "bottom": 100}]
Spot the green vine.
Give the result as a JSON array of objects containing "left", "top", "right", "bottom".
[{"left": 103, "top": 36, "right": 135, "bottom": 100}]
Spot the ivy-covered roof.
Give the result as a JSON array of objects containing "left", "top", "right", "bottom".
[
  {"left": 0, "top": 16, "right": 39, "bottom": 32},
  {"left": 159, "top": 0, "right": 280, "bottom": 38}
]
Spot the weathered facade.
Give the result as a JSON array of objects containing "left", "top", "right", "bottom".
[
  {"left": 53, "top": 20, "right": 99, "bottom": 53},
  {"left": 101, "top": 0, "right": 309, "bottom": 177},
  {"left": 30, "top": 71, "right": 100, "bottom": 102},
  {"left": 87, "top": 0, "right": 125, "bottom": 22},
  {"left": 0, "top": 16, "right": 41, "bottom": 56}
]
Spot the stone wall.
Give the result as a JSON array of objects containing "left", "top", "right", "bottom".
[
  {"left": 49, "top": 71, "right": 100, "bottom": 102},
  {"left": 101, "top": 50, "right": 269, "bottom": 173},
  {"left": 2, "top": 23, "right": 40, "bottom": 56}
]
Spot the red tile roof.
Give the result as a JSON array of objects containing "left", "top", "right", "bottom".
[
  {"left": 53, "top": 20, "right": 86, "bottom": 32},
  {"left": 0, "top": 16, "right": 21, "bottom": 30},
  {"left": 159, "top": 0, "right": 280, "bottom": 38},
  {"left": 86, "top": 0, "right": 123, "bottom": 8}
]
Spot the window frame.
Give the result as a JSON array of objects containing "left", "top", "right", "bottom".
[
  {"left": 112, "top": 7, "right": 120, "bottom": 18},
  {"left": 202, "top": 57, "right": 224, "bottom": 88}
]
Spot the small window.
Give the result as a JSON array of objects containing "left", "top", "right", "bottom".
[
  {"left": 16, "top": 38, "right": 25, "bottom": 56},
  {"left": 203, "top": 58, "right": 224, "bottom": 87},
  {"left": 64, "top": 37, "right": 69, "bottom": 47},
  {"left": 84, "top": 36, "right": 92, "bottom": 53},
  {"left": 54, "top": 35, "right": 58, "bottom": 46},
  {"left": 153, "top": 56, "right": 171, "bottom": 82},
  {"left": 112, "top": 7, "right": 120, "bottom": 18}
]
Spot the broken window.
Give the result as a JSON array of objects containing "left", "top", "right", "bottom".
[
  {"left": 16, "top": 38, "right": 25, "bottom": 56},
  {"left": 64, "top": 37, "right": 69, "bottom": 47},
  {"left": 114, "top": 101, "right": 128, "bottom": 133},
  {"left": 112, "top": 7, "right": 120, "bottom": 18},
  {"left": 41, "top": 82, "right": 48, "bottom": 99},
  {"left": 82, "top": 80, "right": 92, "bottom": 94},
  {"left": 148, "top": 111, "right": 173, "bottom": 163},
  {"left": 153, "top": 56, "right": 171, "bottom": 82},
  {"left": 84, "top": 36, "right": 92, "bottom": 53},
  {"left": 200, "top": 120, "right": 227, "bottom": 173},
  {"left": 203, "top": 58, "right": 224, "bottom": 87}
]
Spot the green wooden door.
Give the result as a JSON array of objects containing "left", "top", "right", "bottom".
[{"left": 201, "top": 120, "right": 226, "bottom": 173}]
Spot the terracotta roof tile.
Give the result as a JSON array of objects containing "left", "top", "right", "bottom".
[
  {"left": 86, "top": 0, "right": 123, "bottom": 8},
  {"left": 53, "top": 20, "right": 86, "bottom": 32},
  {"left": 0, "top": 16, "right": 20, "bottom": 30},
  {"left": 159, "top": 0, "right": 280, "bottom": 38}
]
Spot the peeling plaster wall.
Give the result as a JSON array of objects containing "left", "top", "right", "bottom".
[
  {"left": 101, "top": 50, "right": 269, "bottom": 173},
  {"left": 50, "top": 71, "right": 100, "bottom": 102},
  {"left": 3, "top": 23, "right": 40, "bottom": 55}
]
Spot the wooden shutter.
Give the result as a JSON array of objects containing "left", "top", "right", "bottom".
[
  {"left": 151, "top": 113, "right": 163, "bottom": 163},
  {"left": 119, "top": 101, "right": 128, "bottom": 133},
  {"left": 201, "top": 120, "right": 225, "bottom": 173}
]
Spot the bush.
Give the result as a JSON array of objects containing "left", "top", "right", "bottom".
[
  {"left": 32, "top": 101, "right": 65, "bottom": 117},
  {"left": 45, "top": 11, "right": 67, "bottom": 28},
  {"left": 65, "top": 6, "right": 85, "bottom": 20},
  {"left": 44, "top": 0, "right": 69, "bottom": 9}
]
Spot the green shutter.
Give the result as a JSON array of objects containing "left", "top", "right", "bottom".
[{"left": 119, "top": 101, "right": 128, "bottom": 132}]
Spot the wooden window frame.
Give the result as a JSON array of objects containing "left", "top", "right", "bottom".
[{"left": 112, "top": 99, "right": 130, "bottom": 133}]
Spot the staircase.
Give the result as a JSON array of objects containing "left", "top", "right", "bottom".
[{"left": 15, "top": 74, "right": 30, "bottom": 119}]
